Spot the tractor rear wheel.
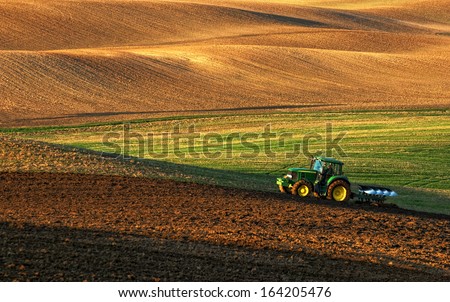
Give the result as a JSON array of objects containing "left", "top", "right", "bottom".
[
  {"left": 291, "top": 180, "right": 313, "bottom": 198},
  {"left": 327, "top": 180, "right": 351, "bottom": 202}
]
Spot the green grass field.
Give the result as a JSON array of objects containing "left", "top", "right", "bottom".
[{"left": 4, "top": 110, "right": 450, "bottom": 214}]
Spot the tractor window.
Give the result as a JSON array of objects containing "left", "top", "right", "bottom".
[
  {"left": 320, "top": 162, "right": 342, "bottom": 177},
  {"left": 312, "top": 160, "right": 322, "bottom": 173},
  {"left": 332, "top": 164, "right": 342, "bottom": 175}
]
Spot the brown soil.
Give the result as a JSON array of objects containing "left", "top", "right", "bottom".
[
  {"left": 1, "top": 0, "right": 449, "bottom": 127},
  {"left": 0, "top": 172, "right": 448, "bottom": 281}
]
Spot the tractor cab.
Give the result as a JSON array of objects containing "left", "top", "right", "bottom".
[{"left": 310, "top": 156, "right": 344, "bottom": 176}]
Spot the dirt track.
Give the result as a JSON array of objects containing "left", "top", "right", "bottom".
[{"left": 0, "top": 172, "right": 448, "bottom": 281}]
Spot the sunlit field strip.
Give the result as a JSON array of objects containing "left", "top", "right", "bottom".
[
  {"left": 12, "top": 110, "right": 449, "bottom": 190},
  {"left": 3, "top": 110, "right": 449, "bottom": 214}
]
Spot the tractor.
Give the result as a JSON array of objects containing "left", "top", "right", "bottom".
[{"left": 276, "top": 156, "right": 397, "bottom": 203}]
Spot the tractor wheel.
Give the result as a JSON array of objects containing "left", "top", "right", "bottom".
[
  {"left": 279, "top": 185, "right": 291, "bottom": 194},
  {"left": 291, "top": 180, "right": 313, "bottom": 198},
  {"left": 327, "top": 180, "right": 351, "bottom": 202}
]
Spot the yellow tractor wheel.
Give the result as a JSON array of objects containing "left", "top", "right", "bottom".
[
  {"left": 327, "top": 180, "right": 351, "bottom": 202},
  {"left": 279, "top": 185, "right": 291, "bottom": 194},
  {"left": 291, "top": 180, "right": 313, "bottom": 198}
]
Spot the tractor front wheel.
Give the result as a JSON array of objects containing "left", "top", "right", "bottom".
[
  {"left": 327, "top": 180, "right": 351, "bottom": 202},
  {"left": 291, "top": 180, "right": 313, "bottom": 198},
  {"left": 279, "top": 185, "right": 291, "bottom": 194}
]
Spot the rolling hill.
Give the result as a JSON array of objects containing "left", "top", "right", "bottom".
[{"left": 0, "top": 0, "right": 449, "bottom": 126}]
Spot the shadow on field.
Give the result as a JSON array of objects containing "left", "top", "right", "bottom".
[
  {"left": 12, "top": 104, "right": 331, "bottom": 124},
  {"left": 245, "top": 10, "right": 327, "bottom": 27},
  {"left": 1, "top": 221, "right": 446, "bottom": 282}
]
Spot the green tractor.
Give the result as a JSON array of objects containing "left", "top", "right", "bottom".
[{"left": 276, "top": 156, "right": 397, "bottom": 203}]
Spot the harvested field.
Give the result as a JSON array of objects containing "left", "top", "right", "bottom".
[
  {"left": 1, "top": 172, "right": 448, "bottom": 281},
  {"left": 1, "top": 0, "right": 449, "bottom": 127}
]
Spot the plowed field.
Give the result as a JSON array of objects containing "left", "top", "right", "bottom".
[
  {"left": 1, "top": 0, "right": 449, "bottom": 127},
  {"left": 1, "top": 172, "right": 448, "bottom": 281}
]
